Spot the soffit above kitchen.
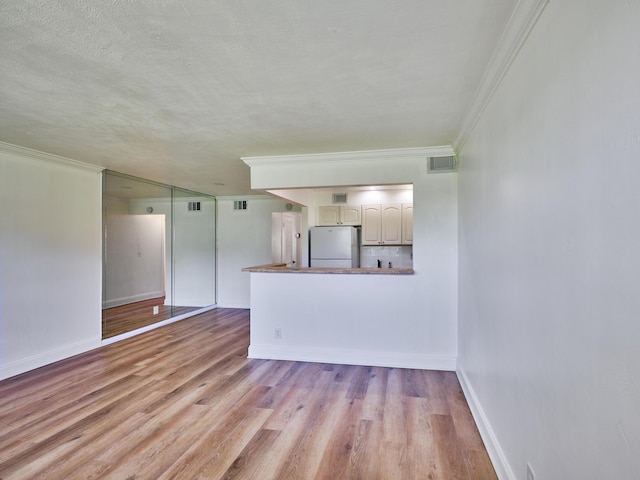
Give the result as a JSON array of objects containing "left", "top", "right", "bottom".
[{"left": 0, "top": 0, "right": 519, "bottom": 196}]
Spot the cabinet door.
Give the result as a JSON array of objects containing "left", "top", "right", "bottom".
[
  {"left": 318, "top": 206, "right": 340, "bottom": 225},
  {"left": 340, "top": 205, "right": 361, "bottom": 225},
  {"left": 361, "top": 204, "right": 382, "bottom": 245},
  {"left": 402, "top": 203, "right": 413, "bottom": 245},
  {"left": 381, "top": 204, "right": 402, "bottom": 244}
]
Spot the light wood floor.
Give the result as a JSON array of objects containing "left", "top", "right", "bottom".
[
  {"left": 0, "top": 308, "right": 496, "bottom": 479},
  {"left": 102, "top": 296, "right": 201, "bottom": 338}
]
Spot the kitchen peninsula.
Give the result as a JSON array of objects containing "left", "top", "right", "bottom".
[
  {"left": 241, "top": 147, "right": 458, "bottom": 373},
  {"left": 242, "top": 260, "right": 455, "bottom": 372}
]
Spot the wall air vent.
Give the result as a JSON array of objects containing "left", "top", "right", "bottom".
[
  {"left": 188, "top": 201, "right": 201, "bottom": 211},
  {"left": 234, "top": 200, "right": 248, "bottom": 211},
  {"left": 332, "top": 193, "right": 348, "bottom": 204},
  {"left": 428, "top": 155, "right": 457, "bottom": 173}
]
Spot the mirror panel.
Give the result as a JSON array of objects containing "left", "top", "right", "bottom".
[
  {"left": 102, "top": 171, "right": 216, "bottom": 339},
  {"left": 173, "top": 187, "right": 217, "bottom": 315}
]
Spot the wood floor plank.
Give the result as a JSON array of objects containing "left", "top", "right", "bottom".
[
  {"left": 272, "top": 371, "right": 350, "bottom": 479},
  {"left": 376, "top": 440, "right": 408, "bottom": 480},
  {"left": 220, "top": 428, "right": 282, "bottom": 479},
  {"left": 0, "top": 308, "right": 497, "bottom": 480},
  {"left": 361, "top": 366, "right": 388, "bottom": 422},
  {"left": 156, "top": 388, "right": 274, "bottom": 479},
  {"left": 344, "top": 418, "right": 379, "bottom": 479},
  {"left": 315, "top": 397, "right": 365, "bottom": 480},
  {"left": 424, "top": 370, "right": 455, "bottom": 415},
  {"left": 404, "top": 396, "right": 440, "bottom": 480},
  {"left": 432, "top": 413, "right": 472, "bottom": 479},
  {"left": 382, "top": 368, "right": 409, "bottom": 444}
]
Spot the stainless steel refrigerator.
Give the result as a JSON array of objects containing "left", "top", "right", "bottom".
[{"left": 309, "top": 226, "right": 360, "bottom": 268}]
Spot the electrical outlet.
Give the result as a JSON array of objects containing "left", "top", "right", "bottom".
[
  {"left": 274, "top": 328, "right": 282, "bottom": 339},
  {"left": 527, "top": 463, "right": 535, "bottom": 480},
  {"left": 153, "top": 306, "right": 159, "bottom": 315}
]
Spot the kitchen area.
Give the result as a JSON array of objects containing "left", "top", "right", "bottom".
[
  {"left": 240, "top": 148, "right": 458, "bottom": 371},
  {"left": 245, "top": 185, "right": 414, "bottom": 274}
]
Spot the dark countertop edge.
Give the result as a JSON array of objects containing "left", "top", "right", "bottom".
[{"left": 242, "top": 264, "right": 414, "bottom": 275}]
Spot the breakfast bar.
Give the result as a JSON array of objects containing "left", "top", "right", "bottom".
[
  {"left": 242, "top": 262, "right": 455, "bottom": 372},
  {"left": 242, "top": 263, "right": 414, "bottom": 275}
]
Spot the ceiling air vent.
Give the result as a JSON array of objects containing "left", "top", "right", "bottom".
[
  {"left": 234, "top": 200, "right": 248, "bottom": 211},
  {"left": 188, "top": 201, "right": 201, "bottom": 211},
  {"left": 428, "top": 155, "right": 457, "bottom": 173},
  {"left": 332, "top": 193, "right": 348, "bottom": 204}
]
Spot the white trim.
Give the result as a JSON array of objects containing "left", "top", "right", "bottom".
[
  {"left": 248, "top": 344, "right": 456, "bottom": 371},
  {"left": 242, "top": 146, "right": 455, "bottom": 167},
  {"left": 102, "top": 291, "right": 166, "bottom": 309},
  {"left": 457, "top": 368, "right": 515, "bottom": 480},
  {"left": 101, "top": 304, "right": 217, "bottom": 346},
  {"left": 215, "top": 194, "right": 276, "bottom": 201},
  {"left": 0, "top": 338, "right": 101, "bottom": 381},
  {"left": 453, "top": 0, "right": 550, "bottom": 151},
  {"left": 0, "top": 141, "right": 104, "bottom": 173}
]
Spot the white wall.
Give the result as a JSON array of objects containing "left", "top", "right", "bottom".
[
  {"left": 457, "top": 1, "right": 640, "bottom": 479},
  {"left": 0, "top": 143, "right": 102, "bottom": 380},
  {"left": 216, "top": 195, "right": 295, "bottom": 308},
  {"left": 245, "top": 152, "right": 458, "bottom": 370},
  {"left": 249, "top": 270, "right": 455, "bottom": 370}
]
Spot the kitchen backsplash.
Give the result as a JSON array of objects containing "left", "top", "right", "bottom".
[{"left": 360, "top": 246, "right": 413, "bottom": 269}]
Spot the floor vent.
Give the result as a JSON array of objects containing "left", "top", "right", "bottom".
[
  {"left": 428, "top": 155, "right": 457, "bottom": 173},
  {"left": 188, "top": 201, "right": 201, "bottom": 211},
  {"left": 234, "top": 200, "right": 248, "bottom": 211}
]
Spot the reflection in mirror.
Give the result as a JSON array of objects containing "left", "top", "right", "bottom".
[
  {"left": 173, "top": 188, "right": 217, "bottom": 311},
  {"left": 102, "top": 171, "right": 216, "bottom": 339}
]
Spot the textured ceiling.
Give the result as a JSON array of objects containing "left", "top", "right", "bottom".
[{"left": 0, "top": 1, "right": 516, "bottom": 196}]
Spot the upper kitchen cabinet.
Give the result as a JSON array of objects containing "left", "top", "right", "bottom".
[
  {"left": 402, "top": 203, "right": 413, "bottom": 245},
  {"left": 362, "top": 204, "right": 405, "bottom": 245},
  {"left": 318, "top": 205, "right": 361, "bottom": 226}
]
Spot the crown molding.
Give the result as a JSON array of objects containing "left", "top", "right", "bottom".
[
  {"left": 453, "top": 0, "right": 550, "bottom": 151},
  {"left": 242, "top": 146, "right": 455, "bottom": 167},
  {"left": 0, "top": 141, "right": 104, "bottom": 173},
  {"left": 215, "top": 194, "right": 276, "bottom": 201}
]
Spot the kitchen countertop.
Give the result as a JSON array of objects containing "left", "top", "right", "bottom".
[{"left": 242, "top": 263, "right": 414, "bottom": 275}]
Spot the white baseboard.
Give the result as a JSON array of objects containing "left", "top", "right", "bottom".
[
  {"left": 456, "top": 368, "right": 515, "bottom": 480},
  {"left": 248, "top": 344, "right": 456, "bottom": 371},
  {"left": 215, "top": 303, "right": 249, "bottom": 309},
  {"left": 1, "top": 337, "right": 101, "bottom": 381},
  {"left": 102, "top": 291, "right": 165, "bottom": 309}
]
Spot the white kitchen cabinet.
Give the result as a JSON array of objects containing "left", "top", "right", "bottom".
[
  {"left": 402, "top": 203, "right": 413, "bottom": 245},
  {"left": 361, "top": 204, "right": 382, "bottom": 244},
  {"left": 381, "top": 204, "right": 402, "bottom": 244},
  {"left": 318, "top": 205, "right": 361, "bottom": 225},
  {"left": 362, "top": 203, "right": 403, "bottom": 245}
]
